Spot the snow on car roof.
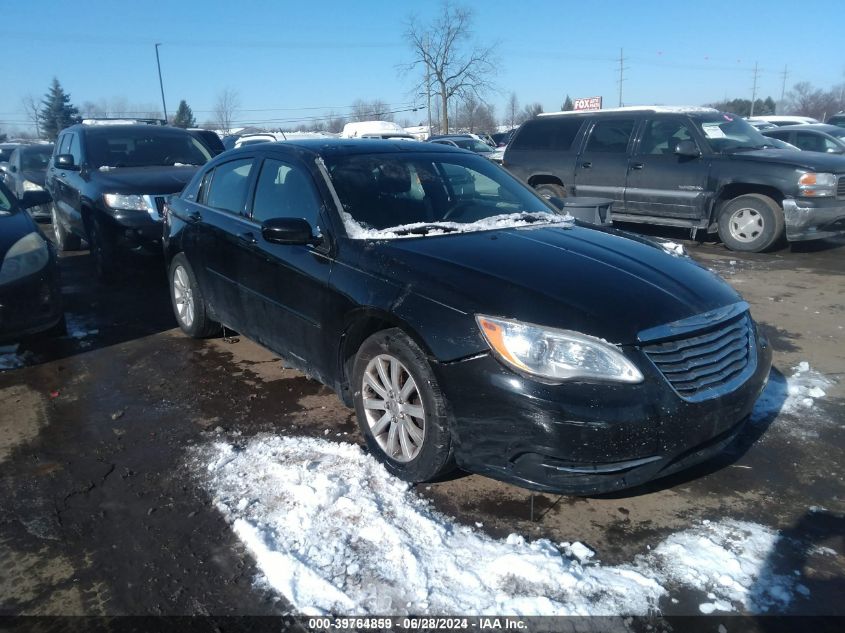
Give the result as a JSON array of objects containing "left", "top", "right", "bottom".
[{"left": 539, "top": 106, "right": 718, "bottom": 116}]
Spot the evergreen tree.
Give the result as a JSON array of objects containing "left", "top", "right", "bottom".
[
  {"left": 561, "top": 95, "right": 574, "bottom": 111},
  {"left": 38, "top": 79, "right": 80, "bottom": 140},
  {"left": 172, "top": 100, "right": 197, "bottom": 128}
]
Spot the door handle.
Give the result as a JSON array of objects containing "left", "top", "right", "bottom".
[
  {"left": 581, "top": 161, "right": 592, "bottom": 169},
  {"left": 238, "top": 231, "right": 258, "bottom": 245},
  {"left": 630, "top": 163, "right": 644, "bottom": 170},
  {"left": 186, "top": 211, "right": 202, "bottom": 223}
]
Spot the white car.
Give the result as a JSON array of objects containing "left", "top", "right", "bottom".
[{"left": 747, "top": 115, "right": 819, "bottom": 127}]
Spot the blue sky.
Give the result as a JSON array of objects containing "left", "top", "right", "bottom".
[{"left": 2, "top": 0, "right": 843, "bottom": 132}]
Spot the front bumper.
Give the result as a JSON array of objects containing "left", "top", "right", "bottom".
[
  {"left": 99, "top": 204, "right": 165, "bottom": 252},
  {"left": 0, "top": 260, "right": 63, "bottom": 344},
  {"left": 433, "top": 335, "right": 772, "bottom": 495},
  {"left": 783, "top": 197, "right": 845, "bottom": 241}
]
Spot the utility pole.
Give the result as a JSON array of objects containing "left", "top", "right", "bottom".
[
  {"left": 749, "top": 61, "right": 759, "bottom": 117},
  {"left": 154, "top": 43, "right": 168, "bottom": 123},
  {"left": 617, "top": 48, "right": 627, "bottom": 107},
  {"left": 425, "top": 35, "right": 432, "bottom": 137},
  {"left": 779, "top": 65, "right": 789, "bottom": 114}
]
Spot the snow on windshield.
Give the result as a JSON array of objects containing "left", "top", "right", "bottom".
[{"left": 327, "top": 153, "right": 569, "bottom": 239}]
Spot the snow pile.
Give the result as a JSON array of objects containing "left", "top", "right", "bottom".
[
  {"left": 642, "top": 519, "right": 799, "bottom": 613},
  {"left": 341, "top": 211, "right": 572, "bottom": 240},
  {"left": 0, "top": 345, "right": 27, "bottom": 371},
  {"left": 752, "top": 362, "right": 832, "bottom": 423},
  {"left": 196, "top": 435, "right": 805, "bottom": 616},
  {"left": 65, "top": 314, "right": 99, "bottom": 340}
]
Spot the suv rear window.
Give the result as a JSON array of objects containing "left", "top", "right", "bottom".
[{"left": 510, "top": 118, "right": 583, "bottom": 151}]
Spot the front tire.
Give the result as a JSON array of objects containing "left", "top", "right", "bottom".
[
  {"left": 169, "top": 253, "right": 221, "bottom": 338},
  {"left": 717, "top": 194, "right": 784, "bottom": 252},
  {"left": 51, "top": 204, "right": 81, "bottom": 251},
  {"left": 86, "top": 217, "right": 118, "bottom": 282},
  {"left": 533, "top": 183, "right": 567, "bottom": 201},
  {"left": 352, "top": 329, "right": 455, "bottom": 483}
]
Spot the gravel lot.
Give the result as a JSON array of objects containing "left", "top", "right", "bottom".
[{"left": 1, "top": 225, "right": 842, "bottom": 616}]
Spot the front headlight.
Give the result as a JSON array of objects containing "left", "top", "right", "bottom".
[
  {"left": 23, "top": 180, "right": 44, "bottom": 192},
  {"left": 0, "top": 232, "right": 50, "bottom": 285},
  {"left": 103, "top": 193, "right": 150, "bottom": 211},
  {"left": 476, "top": 315, "right": 644, "bottom": 383},
  {"left": 798, "top": 172, "right": 837, "bottom": 197}
]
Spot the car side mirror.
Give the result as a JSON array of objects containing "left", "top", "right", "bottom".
[
  {"left": 674, "top": 140, "right": 700, "bottom": 158},
  {"left": 261, "top": 217, "right": 316, "bottom": 245},
  {"left": 19, "top": 190, "right": 51, "bottom": 209},
  {"left": 55, "top": 154, "right": 78, "bottom": 170}
]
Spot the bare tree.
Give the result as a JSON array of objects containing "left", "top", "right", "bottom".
[
  {"left": 516, "top": 102, "right": 543, "bottom": 125},
  {"left": 350, "top": 99, "right": 393, "bottom": 122},
  {"left": 325, "top": 111, "right": 347, "bottom": 133},
  {"left": 404, "top": 2, "right": 497, "bottom": 134},
  {"left": 787, "top": 82, "right": 839, "bottom": 121},
  {"left": 21, "top": 94, "right": 41, "bottom": 138},
  {"left": 506, "top": 93, "right": 519, "bottom": 130},
  {"left": 214, "top": 88, "right": 241, "bottom": 134}
]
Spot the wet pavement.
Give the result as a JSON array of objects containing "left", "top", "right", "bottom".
[{"left": 1, "top": 225, "right": 843, "bottom": 616}]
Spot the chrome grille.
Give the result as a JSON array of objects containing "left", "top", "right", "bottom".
[
  {"left": 153, "top": 196, "right": 166, "bottom": 217},
  {"left": 837, "top": 176, "right": 845, "bottom": 199},
  {"left": 642, "top": 313, "right": 754, "bottom": 401}
]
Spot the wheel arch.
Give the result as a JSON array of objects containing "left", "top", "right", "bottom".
[
  {"left": 709, "top": 182, "right": 785, "bottom": 228},
  {"left": 527, "top": 173, "right": 566, "bottom": 189}
]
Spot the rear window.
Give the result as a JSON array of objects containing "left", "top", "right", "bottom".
[
  {"left": 585, "top": 119, "right": 636, "bottom": 153},
  {"left": 510, "top": 118, "right": 583, "bottom": 151}
]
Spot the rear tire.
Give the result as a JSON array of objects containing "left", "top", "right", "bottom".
[
  {"left": 169, "top": 253, "right": 221, "bottom": 338},
  {"left": 352, "top": 328, "right": 455, "bottom": 483},
  {"left": 717, "top": 194, "right": 784, "bottom": 253},
  {"left": 533, "top": 183, "right": 567, "bottom": 200},
  {"left": 51, "top": 204, "right": 81, "bottom": 252}
]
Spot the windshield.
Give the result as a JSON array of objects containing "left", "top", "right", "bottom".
[
  {"left": 325, "top": 152, "right": 566, "bottom": 238},
  {"left": 695, "top": 114, "right": 773, "bottom": 152},
  {"left": 21, "top": 147, "right": 53, "bottom": 171},
  {"left": 85, "top": 129, "right": 212, "bottom": 168},
  {"left": 0, "top": 146, "right": 18, "bottom": 163},
  {"left": 454, "top": 139, "right": 493, "bottom": 153}
]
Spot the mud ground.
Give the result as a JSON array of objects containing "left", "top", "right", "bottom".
[{"left": 1, "top": 225, "right": 843, "bottom": 616}]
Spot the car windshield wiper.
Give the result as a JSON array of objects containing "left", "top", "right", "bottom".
[{"left": 390, "top": 223, "right": 461, "bottom": 236}]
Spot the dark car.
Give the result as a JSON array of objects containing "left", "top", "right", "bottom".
[
  {"left": 503, "top": 106, "right": 845, "bottom": 252},
  {"left": 0, "top": 182, "right": 63, "bottom": 343},
  {"left": 45, "top": 123, "right": 211, "bottom": 279},
  {"left": 762, "top": 124, "right": 845, "bottom": 154},
  {"left": 163, "top": 139, "right": 771, "bottom": 495},
  {"left": 828, "top": 113, "right": 845, "bottom": 128},
  {"left": 4, "top": 144, "right": 54, "bottom": 221},
  {"left": 187, "top": 128, "right": 226, "bottom": 156},
  {"left": 428, "top": 135, "right": 496, "bottom": 157},
  {"left": 491, "top": 129, "right": 516, "bottom": 147}
]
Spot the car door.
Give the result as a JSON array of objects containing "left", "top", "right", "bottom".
[
  {"left": 624, "top": 117, "right": 710, "bottom": 219},
  {"left": 190, "top": 156, "right": 257, "bottom": 329},
  {"left": 237, "top": 156, "right": 334, "bottom": 374},
  {"left": 49, "top": 133, "right": 75, "bottom": 225},
  {"left": 573, "top": 117, "right": 637, "bottom": 211}
]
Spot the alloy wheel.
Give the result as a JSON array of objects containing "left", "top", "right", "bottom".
[
  {"left": 172, "top": 265, "right": 195, "bottom": 328},
  {"left": 361, "top": 354, "right": 426, "bottom": 463},
  {"left": 728, "top": 207, "right": 763, "bottom": 243}
]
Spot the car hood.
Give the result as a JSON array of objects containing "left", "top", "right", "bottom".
[
  {"left": 0, "top": 210, "right": 39, "bottom": 260},
  {"left": 727, "top": 148, "right": 845, "bottom": 172},
  {"left": 366, "top": 225, "right": 741, "bottom": 345},
  {"left": 89, "top": 165, "right": 199, "bottom": 195}
]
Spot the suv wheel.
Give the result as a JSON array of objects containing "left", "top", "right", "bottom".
[
  {"left": 86, "top": 217, "right": 118, "bottom": 282},
  {"left": 717, "top": 194, "right": 784, "bottom": 253},
  {"left": 169, "top": 253, "right": 221, "bottom": 338},
  {"left": 51, "top": 204, "right": 81, "bottom": 251},
  {"left": 352, "top": 329, "right": 455, "bottom": 483},
  {"left": 534, "top": 183, "right": 567, "bottom": 200}
]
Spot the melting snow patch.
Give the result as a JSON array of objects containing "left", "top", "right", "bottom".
[
  {"left": 65, "top": 314, "right": 99, "bottom": 341},
  {"left": 341, "top": 211, "right": 572, "bottom": 240},
  {"left": 752, "top": 363, "right": 832, "bottom": 431},
  {"left": 195, "top": 435, "right": 803, "bottom": 616},
  {"left": 0, "top": 345, "right": 26, "bottom": 371}
]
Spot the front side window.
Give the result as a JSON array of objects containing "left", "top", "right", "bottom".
[
  {"left": 585, "top": 119, "right": 636, "bottom": 153},
  {"left": 639, "top": 120, "right": 695, "bottom": 155},
  {"left": 205, "top": 159, "right": 254, "bottom": 215},
  {"left": 251, "top": 159, "right": 321, "bottom": 226},
  {"left": 0, "top": 186, "right": 12, "bottom": 215},
  {"left": 58, "top": 134, "right": 72, "bottom": 156},
  {"left": 69, "top": 134, "right": 82, "bottom": 165},
  {"left": 325, "top": 152, "right": 567, "bottom": 238}
]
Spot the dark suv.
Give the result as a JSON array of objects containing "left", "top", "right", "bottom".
[
  {"left": 503, "top": 107, "right": 845, "bottom": 252},
  {"left": 45, "top": 123, "right": 211, "bottom": 278}
]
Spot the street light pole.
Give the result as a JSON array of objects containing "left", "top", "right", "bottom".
[{"left": 154, "top": 43, "right": 168, "bottom": 123}]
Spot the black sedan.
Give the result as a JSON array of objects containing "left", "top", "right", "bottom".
[
  {"left": 0, "top": 182, "right": 63, "bottom": 343},
  {"left": 4, "top": 144, "right": 54, "bottom": 221},
  {"left": 163, "top": 140, "right": 771, "bottom": 494},
  {"left": 763, "top": 124, "right": 845, "bottom": 154}
]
